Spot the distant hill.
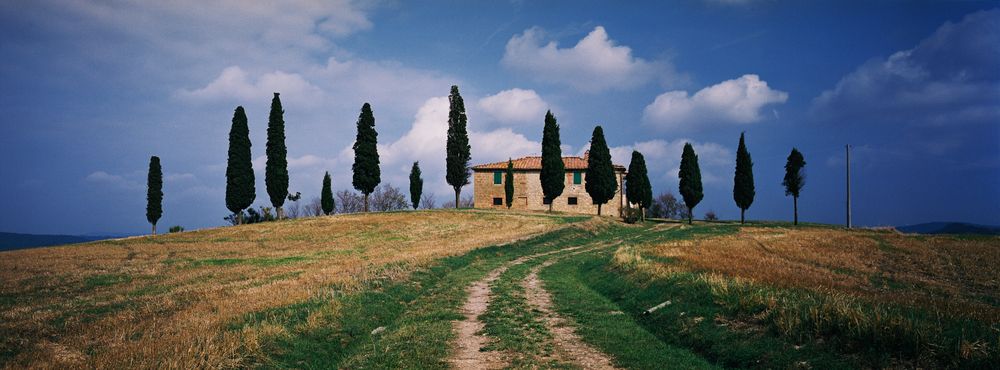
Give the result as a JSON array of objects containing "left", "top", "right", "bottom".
[
  {"left": 897, "top": 222, "right": 1000, "bottom": 235},
  {"left": 0, "top": 232, "right": 109, "bottom": 251}
]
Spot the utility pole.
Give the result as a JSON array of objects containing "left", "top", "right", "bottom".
[{"left": 846, "top": 144, "right": 852, "bottom": 229}]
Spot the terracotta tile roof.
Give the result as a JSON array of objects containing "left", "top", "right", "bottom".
[{"left": 472, "top": 156, "right": 625, "bottom": 171}]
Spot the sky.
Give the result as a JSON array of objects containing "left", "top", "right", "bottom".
[{"left": 1, "top": 0, "right": 998, "bottom": 235}]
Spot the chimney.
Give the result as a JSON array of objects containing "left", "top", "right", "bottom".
[{"left": 583, "top": 150, "right": 590, "bottom": 161}]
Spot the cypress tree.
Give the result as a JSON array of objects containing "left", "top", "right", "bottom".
[
  {"left": 266, "top": 92, "right": 289, "bottom": 219},
  {"left": 505, "top": 158, "right": 515, "bottom": 209},
  {"left": 733, "top": 132, "right": 755, "bottom": 224},
  {"left": 445, "top": 85, "right": 471, "bottom": 208},
  {"left": 584, "top": 126, "right": 617, "bottom": 216},
  {"left": 352, "top": 102, "right": 381, "bottom": 212},
  {"left": 783, "top": 148, "right": 806, "bottom": 225},
  {"left": 678, "top": 143, "right": 703, "bottom": 225},
  {"left": 539, "top": 110, "right": 564, "bottom": 211},
  {"left": 226, "top": 106, "right": 255, "bottom": 225},
  {"left": 409, "top": 162, "right": 423, "bottom": 210},
  {"left": 321, "top": 171, "right": 334, "bottom": 215},
  {"left": 146, "top": 156, "right": 163, "bottom": 235},
  {"left": 625, "top": 150, "right": 652, "bottom": 222}
]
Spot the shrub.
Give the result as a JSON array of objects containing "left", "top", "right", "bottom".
[
  {"left": 622, "top": 207, "right": 642, "bottom": 224},
  {"left": 168, "top": 225, "right": 184, "bottom": 233}
]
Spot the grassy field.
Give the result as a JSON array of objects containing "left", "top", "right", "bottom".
[
  {"left": 0, "top": 209, "right": 576, "bottom": 368},
  {"left": 1, "top": 212, "right": 997, "bottom": 369}
]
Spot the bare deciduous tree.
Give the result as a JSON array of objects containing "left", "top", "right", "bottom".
[
  {"left": 370, "top": 183, "right": 408, "bottom": 212},
  {"left": 649, "top": 192, "right": 683, "bottom": 219},
  {"left": 285, "top": 200, "right": 301, "bottom": 219},
  {"left": 443, "top": 194, "right": 474, "bottom": 209},
  {"left": 337, "top": 190, "right": 364, "bottom": 214},
  {"left": 420, "top": 193, "right": 437, "bottom": 209},
  {"left": 304, "top": 197, "right": 323, "bottom": 217}
]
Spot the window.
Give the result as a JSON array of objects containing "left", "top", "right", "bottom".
[
  {"left": 493, "top": 171, "right": 503, "bottom": 184},
  {"left": 568, "top": 197, "right": 578, "bottom": 205},
  {"left": 543, "top": 197, "right": 552, "bottom": 205},
  {"left": 573, "top": 171, "right": 582, "bottom": 184},
  {"left": 493, "top": 197, "right": 503, "bottom": 206}
]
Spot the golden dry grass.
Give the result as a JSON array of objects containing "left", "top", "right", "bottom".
[
  {"left": 644, "top": 226, "right": 1000, "bottom": 321},
  {"left": 0, "top": 209, "right": 573, "bottom": 369}
]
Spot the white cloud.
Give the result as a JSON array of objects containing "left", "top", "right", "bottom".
[
  {"left": 176, "top": 66, "right": 324, "bottom": 106},
  {"left": 643, "top": 74, "right": 788, "bottom": 129},
  {"left": 604, "top": 139, "right": 732, "bottom": 186},
  {"left": 309, "top": 57, "right": 458, "bottom": 119},
  {"left": 502, "top": 26, "right": 675, "bottom": 92},
  {"left": 376, "top": 97, "right": 543, "bottom": 197},
  {"left": 85, "top": 171, "right": 142, "bottom": 191},
  {"left": 477, "top": 88, "right": 549, "bottom": 124},
  {"left": 54, "top": 1, "right": 371, "bottom": 55},
  {"left": 810, "top": 9, "right": 1000, "bottom": 127}
]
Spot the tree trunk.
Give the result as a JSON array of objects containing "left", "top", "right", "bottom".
[
  {"left": 741, "top": 209, "right": 745, "bottom": 224},
  {"left": 688, "top": 206, "right": 693, "bottom": 225},
  {"left": 548, "top": 200, "right": 553, "bottom": 212},
  {"left": 237, "top": 212, "right": 244, "bottom": 225},
  {"left": 597, "top": 203, "right": 602, "bottom": 216},
  {"left": 793, "top": 196, "right": 798, "bottom": 226},
  {"left": 151, "top": 223, "right": 157, "bottom": 236},
  {"left": 277, "top": 206, "right": 284, "bottom": 220},
  {"left": 364, "top": 193, "right": 370, "bottom": 212},
  {"left": 640, "top": 206, "right": 645, "bottom": 222},
  {"left": 454, "top": 189, "right": 460, "bottom": 209}
]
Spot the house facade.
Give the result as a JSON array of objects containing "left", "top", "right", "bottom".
[{"left": 471, "top": 152, "right": 627, "bottom": 216}]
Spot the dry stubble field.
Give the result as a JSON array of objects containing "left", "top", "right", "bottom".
[
  {"left": 643, "top": 226, "right": 1000, "bottom": 321},
  {"left": 0, "top": 209, "right": 571, "bottom": 368}
]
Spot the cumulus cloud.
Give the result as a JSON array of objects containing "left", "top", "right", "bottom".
[
  {"left": 377, "top": 97, "right": 543, "bottom": 197},
  {"left": 502, "top": 26, "right": 677, "bottom": 92},
  {"left": 176, "top": 66, "right": 325, "bottom": 106},
  {"left": 477, "top": 88, "right": 550, "bottom": 124},
  {"left": 309, "top": 57, "right": 458, "bottom": 117},
  {"left": 597, "top": 139, "right": 732, "bottom": 186},
  {"left": 643, "top": 74, "right": 788, "bottom": 129},
  {"left": 810, "top": 9, "right": 1000, "bottom": 126}
]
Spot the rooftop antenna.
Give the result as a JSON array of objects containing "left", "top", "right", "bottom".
[{"left": 846, "top": 144, "right": 852, "bottom": 229}]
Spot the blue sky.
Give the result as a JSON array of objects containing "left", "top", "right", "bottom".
[{"left": 1, "top": 1, "right": 997, "bottom": 235}]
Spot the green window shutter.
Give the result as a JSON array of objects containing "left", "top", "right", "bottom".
[
  {"left": 573, "top": 171, "right": 582, "bottom": 184},
  {"left": 494, "top": 171, "right": 502, "bottom": 184}
]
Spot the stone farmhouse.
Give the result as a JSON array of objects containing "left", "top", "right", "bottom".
[{"left": 471, "top": 152, "right": 628, "bottom": 216}]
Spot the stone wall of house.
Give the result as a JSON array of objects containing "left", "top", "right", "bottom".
[{"left": 473, "top": 170, "right": 627, "bottom": 216}]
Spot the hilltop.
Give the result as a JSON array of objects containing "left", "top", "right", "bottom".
[{"left": 1, "top": 210, "right": 997, "bottom": 369}]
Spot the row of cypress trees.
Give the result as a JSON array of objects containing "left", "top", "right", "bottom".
[
  {"left": 671, "top": 134, "right": 807, "bottom": 225},
  {"left": 220, "top": 86, "right": 473, "bottom": 224},
  {"left": 224, "top": 93, "right": 292, "bottom": 225},
  {"left": 532, "top": 117, "right": 807, "bottom": 225},
  {"left": 147, "top": 86, "right": 808, "bottom": 232}
]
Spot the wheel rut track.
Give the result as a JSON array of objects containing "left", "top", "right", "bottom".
[
  {"left": 523, "top": 245, "right": 621, "bottom": 370},
  {"left": 449, "top": 242, "right": 620, "bottom": 370},
  {"left": 449, "top": 248, "right": 575, "bottom": 369}
]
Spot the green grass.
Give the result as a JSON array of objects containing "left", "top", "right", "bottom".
[
  {"left": 83, "top": 273, "right": 132, "bottom": 289},
  {"left": 226, "top": 220, "right": 997, "bottom": 369},
  {"left": 232, "top": 226, "right": 591, "bottom": 369},
  {"left": 541, "top": 248, "right": 718, "bottom": 369},
  {"left": 479, "top": 255, "right": 562, "bottom": 368},
  {"left": 549, "top": 248, "right": 854, "bottom": 369}
]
